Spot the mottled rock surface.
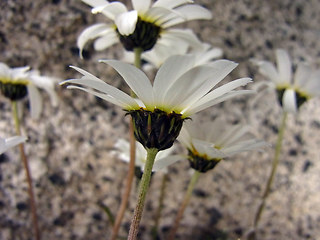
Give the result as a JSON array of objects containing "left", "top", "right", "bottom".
[{"left": 1, "top": 0, "right": 320, "bottom": 240}]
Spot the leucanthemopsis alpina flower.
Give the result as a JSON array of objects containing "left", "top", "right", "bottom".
[
  {"left": 0, "top": 62, "right": 59, "bottom": 119},
  {"left": 78, "top": 0, "right": 211, "bottom": 56},
  {"left": 61, "top": 55, "right": 253, "bottom": 150},
  {"left": 254, "top": 49, "right": 320, "bottom": 114},
  {"left": 177, "top": 118, "right": 267, "bottom": 172},
  {"left": 0, "top": 136, "right": 27, "bottom": 154},
  {"left": 113, "top": 139, "right": 181, "bottom": 175}
]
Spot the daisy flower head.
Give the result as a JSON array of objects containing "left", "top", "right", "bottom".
[
  {"left": 78, "top": 0, "right": 212, "bottom": 57},
  {"left": 62, "top": 55, "right": 253, "bottom": 151},
  {"left": 113, "top": 139, "right": 181, "bottom": 176},
  {"left": 178, "top": 118, "right": 267, "bottom": 173},
  {"left": 0, "top": 62, "right": 58, "bottom": 119},
  {"left": 254, "top": 49, "right": 320, "bottom": 113},
  {"left": 0, "top": 136, "right": 27, "bottom": 155}
]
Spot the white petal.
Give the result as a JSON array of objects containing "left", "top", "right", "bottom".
[
  {"left": 256, "top": 61, "right": 280, "bottom": 85},
  {"left": 160, "top": 29, "right": 203, "bottom": 50},
  {"left": 63, "top": 66, "right": 139, "bottom": 109},
  {"left": 153, "top": 155, "right": 184, "bottom": 171},
  {"left": 100, "top": 60, "right": 154, "bottom": 107},
  {"left": 223, "top": 139, "right": 268, "bottom": 155},
  {"left": 167, "top": 60, "right": 238, "bottom": 110},
  {"left": 195, "top": 47, "right": 223, "bottom": 65},
  {"left": 77, "top": 24, "right": 113, "bottom": 58},
  {"left": 27, "top": 84, "right": 42, "bottom": 119},
  {"left": 177, "top": 125, "right": 193, "bottom": 149},
  {"left": 282, "top": 89, "right": 297, "bottom": 113},
  {"left": 294, "top": 63, "right": 311, "bottom": 88},
  {"left": 153, "top": 55, "right": 195, "bottom": 105},
  {"left": 186, "top": 90, "right": 254, "bottom": 116},
  {"left": 305, "top": 70, "right": 320, "bottom": 96},
  {"left": 81, "top": 0, "right": 110, "bottom": 8},
  {"left": 0, "top": 136, "right": 27, "bottom": 154},
  {"left": 93, "top": 31, "right": 119, "bottom": 51},
  {"left": 173, "top": 4, "right": 212, "bottom": 21},
  {"left": 152, "top": 0, "right": 193, "bottom": 9},
  {"left": 132, "top": 0, "right": 151, "bottom": 13},
  {"left": 276, "top": 49, "right": 292, "bottom": 85},
  {"left": 92, "top": 2, "right": 127, "bottom": 20},
  {"left": 115, "top": 10, "right": 138, "bottom": 36},
  {"left": 29, "top": 73, "right": 58, "bottom": 107}
]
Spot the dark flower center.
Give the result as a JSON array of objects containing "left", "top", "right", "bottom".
[
  {"left": 117, "top": 17, "right": 161, "bottom": 52},
  {"left": 0, "top": 81, "right": 28, "bottom": 101},
  {"left": 276, "top": 88, "right": 308, "bottom": 109},
  {"left": 126, "top": 108, "right": 185, "bottom": 151},
  {"left": 187, "top": 150, "right": 221, "bottom": 173}
]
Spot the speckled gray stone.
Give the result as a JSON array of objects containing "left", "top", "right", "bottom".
[{"left": 1, "top": 0, "right": 320, "bottom": 240}]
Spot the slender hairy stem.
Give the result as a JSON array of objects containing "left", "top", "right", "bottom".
[
  {"left": 249, "top": 111, "right": 288, "bottom": 240},
  {"left": 12, "top": 101, "right": 40, "bottom": 240},
  {"left": 128, "top": 148, "right": 158, "bottom": 240},
  {"left": 151, "top": 173, "right": 168, "bottom": 239},
  {"left": 168, "top": 170, "right": 201, "bottom": 240},
  {"left": 111, "top": 47, "right": 142, "bottom": 240}
]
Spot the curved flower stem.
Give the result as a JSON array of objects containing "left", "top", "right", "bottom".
[
  {"left": 249, "top": 111, "right": 288, "bottom": 240},
  {"left": 151, "top": 173, "right": 168, "bottom": 239},
  {"left": 11, "top": 101, "right": 40, "bottom": 240},
  {"left": 111, "top": 47, "right": 142, "bottom": 240},
  {"left": 168, "top": 170, "right": 201, "bottom": 240},
  {"left": 128, "top": 148, "right": 158, "bottom": 240}
]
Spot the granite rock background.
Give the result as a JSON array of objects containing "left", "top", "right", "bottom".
[{"left": 1, "top": 0, "right": 320, "bottom": 240}]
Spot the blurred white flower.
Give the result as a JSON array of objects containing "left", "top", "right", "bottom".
[
  {"left": 0, "top": 136, "right": 27, "bottom": 154},
  {"left": 123, "top": 42, "right": 223, "bottom": 70},
  {"left": 254, "top": 49, "right": 320, "bottom": 113},
  {"left": 78, "top": 0, "right": 212, "bottom": 56},
  {"left": 178, "top": 118, "right": 267, "bottom": 172},
  {"left": 0, "top": 62, "right": 59, "bottom": 119},
  {"left": 113, "top": 139, "right": 181, "bottom": 172}
]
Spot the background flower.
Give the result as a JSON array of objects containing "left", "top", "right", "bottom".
[
  {"left": 254, "top": 49, "right": 320, "bottom": 113},
  {"left": 177, "top": 117, "right": 268, "bottom": 172},
  {"left": 0, "top": 62, "right": 59, "bottom": 119},
  {"left": 78, "top": 0, "right": 211, "bottom": 56}
]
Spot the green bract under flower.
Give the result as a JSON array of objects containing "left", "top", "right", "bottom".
[
  {"left": 62, "top": 55, "right": 253, "bottom": 150},
  {"left": 78, "top": 0, "right": 212, "bottom": 57},
  {"left": 254, "top": 49, "right": 320, "bottom": 113},
  {"left": 187, "top": 150, "right": 220, "bottom": 173},
  {"left": 127, "top": 108, "right": 184, "bottom": 150}
]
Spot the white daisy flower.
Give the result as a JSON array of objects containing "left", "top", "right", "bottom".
[
  {"left": 177, "top": 118, "right": 267, "bottom": 172},
  {"left": 0, "top": 136, "right": 27, "bottom": 154},
  {"left": 78, "top": 0, "right": 212, "bottom": 57},
  {"left": 254, "top": 49, "right": 320, "bottom": 113},
  {"left": 0, "top": 62, "right": 59, "bottom": 119},
  {"left": 113, "top": 139, "right": 181, "bottom": 173},
  {"left": 62, "top": 55, "right": 253, "bottom": 150}
]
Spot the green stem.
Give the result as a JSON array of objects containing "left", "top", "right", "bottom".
[
  {"left": 111, "top": 47, "right": 143, "bottom": 240},
  {"left": 168, "top": 170, "right": 201, "bottom": 240},
  {"left": 127, "top": 148, "right": 158, "bottom": 240},
  {"left": 152, "top": 173, "right": 168, "bottom": 239},
  {"left": 249, "top": 111, "right": 288, "bottom": 240},
  {"left": 134, "top": 47, "right": 142, "bottom": 69},
  {"left": 11, "top": 101, "right": 41, "bottom": 240}
]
